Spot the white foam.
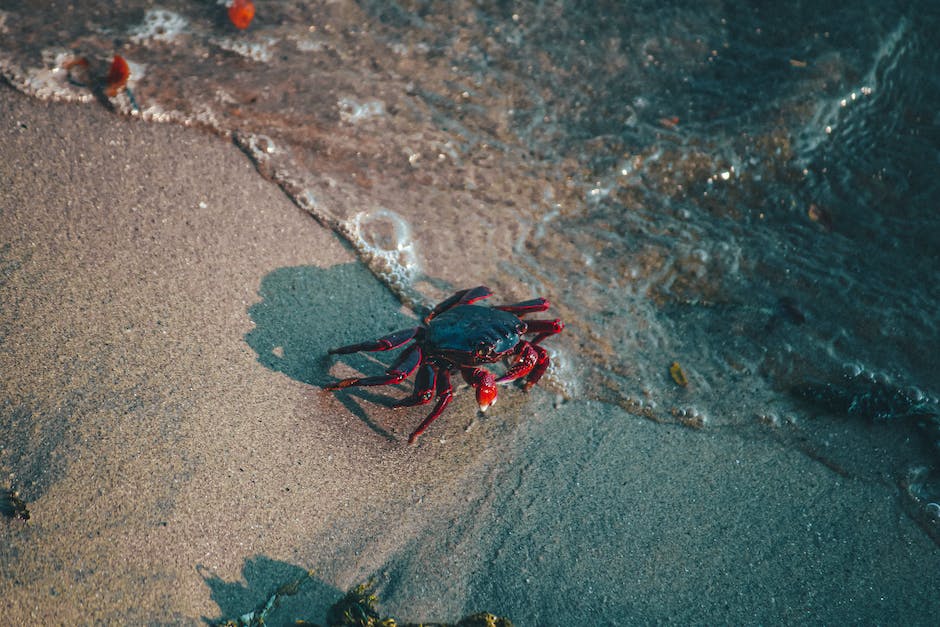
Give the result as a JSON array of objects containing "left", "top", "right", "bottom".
[
  {"left": 213, "top": 36, "right": 278, "bottom": 63},
  {"left": 129, "top": 9, "right": 189, "bottom": 44},
  {"left": 2, "top": 49, "right": 94, "bottom": 103},
  {"left": 344, "top": 209, "right": 420, "bottom": 291},
  {"left": 338, "top": 97, "right": 385, "bottom": 124}
]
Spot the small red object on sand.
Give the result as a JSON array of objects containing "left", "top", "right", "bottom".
[
  {"left": 228, "top": 0, "right": 256, "bottom": 30},
  {"left": 104, "top": 55, "right": 130, "bottom": 98}
]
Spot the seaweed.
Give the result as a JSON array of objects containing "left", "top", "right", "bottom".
[
  {"left": 216, "top": 579, "right": 513, "bottom": 627},
  {"left": 318, "top": 581, "right": 512, "bottom": 627},
  {"left": 1, "top": 489, "right": 30, "bottom": 521},
  {"left": 214, "top": 570, "right": 313, "bottom": 627}
]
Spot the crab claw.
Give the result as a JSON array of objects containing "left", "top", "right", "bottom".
[
  {"left": 476, "top": 382, "right": 498, "bottom": 412},
  {"left": 463, "top": 368, "right": 497, "bottom": 411}
]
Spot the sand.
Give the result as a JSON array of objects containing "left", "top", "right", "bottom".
[{"left": 1, "top": 85, "right": 938, "bottom": 625}]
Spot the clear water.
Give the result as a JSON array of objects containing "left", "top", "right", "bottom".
[{"left": 2, "top": 0, "right": 937, "bottom": 544}]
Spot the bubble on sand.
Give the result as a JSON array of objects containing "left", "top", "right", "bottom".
[
  {"left": 926, "top": 502, "right": 940, "bottom": 520},
  {"left": 338, "top": 97, "right": 385, "bottom": 124},
  {"left": 241, "top": 133, "right": 278, "bottom": 162},
  {"left": 541, "top": 345, "right": 578, "bottom": 399},
  {"left": 344, "top": 209, "right": 420, "bottom": 298},
  {"left": 673, "top": 406, "right": 708, "bottom": 429}
]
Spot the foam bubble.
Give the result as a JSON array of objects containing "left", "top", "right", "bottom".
[
  {"left": 925, "top": 502, "right": 940, "bottom": 520},
  {"left": 129, "top": 9, "right": 189, "bottom": 44},
  {"left": 213, "top": 36, "right": 279, "bottom": 63},
  {"left": 338, "top": 97, "right": 385, "bottom": 124},
  {"left": 344, "top": 208, "right": 420, "bottom": 293},
  {"left": 242, "top": 134, "right": 278, "bottom": 160},
  {"left": 673, "top": 406, "right": 708, "bottom": 429},
  {"left": 540, "top": 346, "right": 577, "bottom": 399},
  {"left": 289, "top": 34, "right": 325, "bottom": 53},
  {"left": 1, "top": 49, "right": 95, "bottom": 103}
]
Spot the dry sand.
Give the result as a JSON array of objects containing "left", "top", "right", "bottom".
[{"left": 1, "top": 85, "right": 938, "bottom": 625}]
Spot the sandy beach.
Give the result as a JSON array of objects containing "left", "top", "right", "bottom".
[{"left": 2, "top": 85, "right": 939, "bottom": 625}]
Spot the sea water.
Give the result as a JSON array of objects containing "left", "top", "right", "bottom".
[{"left": 1, "top": 0, "right": 937, "bottom": 535}]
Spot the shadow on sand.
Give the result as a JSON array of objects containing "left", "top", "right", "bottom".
[
  {"left": 199, "top": 555, "right": 339, "bottom": 626},
  {"left": 244, "top": 262, "right": 420, "bottom": 436}
]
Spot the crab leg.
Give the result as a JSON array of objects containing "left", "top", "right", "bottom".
[
  {"left": 496, "top": 341, "right": 539, "bottom": 384},
  {"left": 424, "top": 286, "right": 492, "bottom": 323},
  {"left": 521, "top": 344, "right": 550, "bottom": 390},
  {"left": 325, "top": 344, "right": 422, "bottom": 390},
  {"left": 327, "top": 327, "right": 419, "bottom": 355},
  {"left": 521, "top": 318, "right": 564, "bottom": 345},
  {"left": 408, "top": 368, "right": 453, "bottom": 444},
  {"left": 392, "top": 363, "right": 436, "bottom": 407},
  {"left": 493, "top": 297, "right": 551, "bottom": 316}
]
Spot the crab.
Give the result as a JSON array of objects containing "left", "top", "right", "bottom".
[{"left": 325, "top": 286, "right": 564, "bottom": 443}]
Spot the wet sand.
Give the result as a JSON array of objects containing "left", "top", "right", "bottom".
[{"left": 1, "top": 85, "right": 939, "bottom": 625}]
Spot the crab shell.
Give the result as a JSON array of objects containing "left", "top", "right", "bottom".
[{"left": 424, "top": 305, "right": 527, "bottom": 366}]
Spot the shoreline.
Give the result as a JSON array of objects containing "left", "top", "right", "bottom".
[{"left": 1, "top": 85, "right": 939, "bottom": 625}]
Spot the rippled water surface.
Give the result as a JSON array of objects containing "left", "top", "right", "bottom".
[{"left": 2, "top": 1, "right": 938, "bottom": 533}]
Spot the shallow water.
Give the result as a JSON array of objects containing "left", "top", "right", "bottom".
[{"left": 2, "top": 0, "right": 938, "bottom": 571}]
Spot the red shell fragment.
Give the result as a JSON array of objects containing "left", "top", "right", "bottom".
[
  {"left": 104, "top": 55, "right": 130, "bottom": 98},
  {"left": 228, "top": 0, "right": 256, "bottom": 30}
]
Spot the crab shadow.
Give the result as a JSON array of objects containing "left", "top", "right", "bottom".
[
  {"left": 199, "top": 555, "right": 340, "bottom": 625},
  {"left": 244, "top": 262, "right": 419, "bottom": 435}
]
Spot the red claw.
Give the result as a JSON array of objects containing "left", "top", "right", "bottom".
[
  {"left": 462, "top": 367, "right": 497, "bottom": 410},
  {"left": 476, "top": 384, "right": 498, "bottom": 411}
]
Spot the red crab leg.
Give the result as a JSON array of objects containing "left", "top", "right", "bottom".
[
  {"left": 462, "top": 367, "right": 498, "bottom": 410},
  {"left": 325, "top": 344, "right": 422, "bottom": 390},
  {"left": 522, "top": 318, "right": 564, "bottom": 345},
  {"left": 424, "top": 286, "right": 492, "bottom": 323},
  {"left": 496, "top": 341, "right": 539, "bottom": 384},
  {"left": 327, "top": 327, "right": 419, "bottom": 355},
  {"left": 408, "top": 368, "right": 453, "bottom": 444},
  {"left": 392, "top": 363, "right": 436, "bottom": 407},
  {"left": 522, "top": 344, "right": 550, "bottom": 390},
  {"left": 493, "top": 297, "right": 550, "bottom": 316}
]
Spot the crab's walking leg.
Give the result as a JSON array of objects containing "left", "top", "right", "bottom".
[
  {"left": 521, "top": 318, "right": 564, "bottom": 345},
  {"left": 327, "top": 327, "right": 419, "bottom": 355},
  {"left": 408, "top": 368, "right": 453, "bottom": 444},
  {"left": 325, "top": 345, "right": 422, "bottom": 390},
  {"left": 424, "top": 286, "right": 492, "bottom": 323},
  {"left": 392, "top": 363, "right": 436, "bottom": 408},
  {"left": 496, "top": 342, "right": 539, "bottom": 384},
  {"left": 493, "top": 297, "right": 551, "bottom": 316}
]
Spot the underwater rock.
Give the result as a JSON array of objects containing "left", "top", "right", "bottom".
[{"left": 792, "top": 374, "right": 938, "bottom": 421}]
